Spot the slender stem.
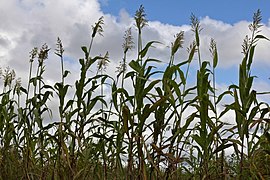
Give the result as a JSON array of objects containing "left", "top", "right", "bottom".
[
  {"left": 197, "top": 46, "right": 202, "bottom": 69},
  {"left": 138, "top": 32, "right": 142, "bottom": 65},
  {"left": 88, "top": 37, "right": 94, "bottom": 58}
]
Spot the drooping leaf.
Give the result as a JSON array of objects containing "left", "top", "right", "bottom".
[{"left": 139, "top": 41, "right": 160, "bottom": 58}]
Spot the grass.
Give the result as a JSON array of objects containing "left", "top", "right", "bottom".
[{"left": 0, "top": 6, "right": 270, "bottom": 180}]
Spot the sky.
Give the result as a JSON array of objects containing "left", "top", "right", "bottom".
[
  {"left": 1, "top": 0, "right": 270, "bottom": 106},
  {"left": 100, "top": 0, "right": 270, "bottom": 25},
  {"left": 99, "top": 0, "right": 270, "bottom": 90}
]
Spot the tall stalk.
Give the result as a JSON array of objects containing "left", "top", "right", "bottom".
[
  {"left": 23, "top": 47, "right": 37, "bottom": 178},
  {"left": 54, "top": 37, "right": 68, "bottom": 176},
  {"left": 209, "top": 38, "right": 222, "bottom": 177},
  {"left": 133, "top": 5, "right": 148, "bottom": 179},
  {"left": 227, "top": 9, "right": 269, "bottom": 178},
  {"left": 71, "top": 16, "right": 104, "bottom": 173},
  {"left": 97, "top": 51, "right": 110, "bottom": 180},
  {"left": 114, "top": 27, "right": 134, "bottom": 178}
]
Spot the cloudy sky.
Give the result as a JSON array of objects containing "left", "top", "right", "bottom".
[{"left": 1, "top": 0, "right": 270, "bottom": 101}]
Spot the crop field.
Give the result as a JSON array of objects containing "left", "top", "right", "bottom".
[{"left": 0, "top": 5, "right": 270, "bottom": 180}]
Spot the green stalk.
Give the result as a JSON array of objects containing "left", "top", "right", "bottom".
[
  {"left": 71, "top": 16, "right": 104, "bottom": 177},
  {"left": 55, "top": 37, "right": 66, "bottom": 176},
  {"left": 23, "top": 47, "right": 38, "bottom": 177}
]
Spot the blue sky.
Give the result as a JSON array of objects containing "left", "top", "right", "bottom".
[
  {"left": 100, "top": 0, "right": 270, "bottom": 25},
  {"left": 98, "top": 0, "right": 270, "bottom": 88}
]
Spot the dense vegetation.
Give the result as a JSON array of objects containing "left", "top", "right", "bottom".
[{"left": 0, "top": 6, "right": 270, "bottom": 180}]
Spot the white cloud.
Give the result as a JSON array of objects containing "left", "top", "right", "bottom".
[
  {"left": 1, "top": 0, "right": 270, "bottom": 120},
  {"left": 1, "top": 0, "right": 269, "bottom": 77}
]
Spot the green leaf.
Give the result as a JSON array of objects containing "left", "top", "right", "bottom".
[
  {"left": 167, "top": 79, "right": 181, "bottom": 99},
  {"left": 129, "top": 60, "right": 141, "bottom": 73},
  {"left": 19, "top": 87, "right": 28, "bottom": 94},
  {"left": 81, "top": 46, "right": 89, "bottom": 58},
  {"left": 192, "top": 134, "right": 205, "bottom": 149},
  {"left": 227, "top": 138, "right": 243, "bottom": 146},
  {"left": 111, "top": 82, "right": 119, "bottom": 112},
  {"left": 92, "top": 133, "right": 112, "bottom": 142},
  {"left": 122, "top": 105, "right": 131, "bottom": 133},
  {"left": 247, "top": 45, "right": 255, "bottom": 70},
  {"left": 216, "top": 90, "right": 232, "bottom": 104},
  {"left": 213, "top": 143, "right": 233, "bottom": 154},
  {"left": 213, "top": 47, "right": 218, "bottom": 68},
  {"left": 188, "top": 45, "right": 196, "bottom": 63},
  {"left": 63, "top": 99, "right": 74, "bottom": 112},
  {"left": 143, "top": 80, "right": 160, "bottom": 96},
  {"left": 63, "top": 70, "right": 70, "bottom": 78},
  {"left": 178, "top": 68, "right": 186, "bottom": 85},
  {"left": 139, "top": 41, "right": 160, "bottom": 58},
  {"left": 254, "top": 34, "right": 270, "bottom": 41}
]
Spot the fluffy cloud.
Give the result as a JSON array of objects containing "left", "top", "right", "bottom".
[
  {"left": 200, "top": 17, "right": 270, "bottom": 68},
  {"left": 1, "top": 0, "right": 270, "bottom": 94},
  {"left": 0, "top": 0, "right": 102, "bottom": 80}
]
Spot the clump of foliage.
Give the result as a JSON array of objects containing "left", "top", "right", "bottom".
[{"left": 0, "top": 6, "right": 269, "bottom": 180}]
